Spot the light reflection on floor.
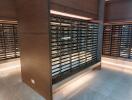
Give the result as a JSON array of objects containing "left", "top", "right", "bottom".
[
  {"left": 0, "top": 59, "right": 132, "bottom": 100},
  {"left": 53, "top": 70, "right": 97, "bottom": 100},
  {"left": 0, "top": 60, "right": 44, "bottom": 100}
]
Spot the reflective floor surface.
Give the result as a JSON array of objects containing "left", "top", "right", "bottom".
[{"left": 0, "top": 60, "right": 132, "bottom": 100}]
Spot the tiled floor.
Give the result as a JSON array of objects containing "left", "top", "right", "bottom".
[{"left": 0, "top": 61, "right": 132, "bottom": 100}]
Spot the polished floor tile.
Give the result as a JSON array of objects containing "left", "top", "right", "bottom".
[
  {"left": 55, "top": 66, "right": 132, "bottom": 100},
  {"left": 0, "top": 62, "right": 132, "bottom": 100},
  {"left": 0, "top": 68, "right": 44, "bottom": 100}
]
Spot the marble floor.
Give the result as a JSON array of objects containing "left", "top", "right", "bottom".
[{"left": 0, "top": 60, "right": 132, "bottom": 100}]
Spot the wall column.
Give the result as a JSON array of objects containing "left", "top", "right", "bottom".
[
  {"left": 16, "top": 0, "right": 52, "bottom": 100},
  {"left": 97, "top": 0, "right": 105, "bottom": 65}
]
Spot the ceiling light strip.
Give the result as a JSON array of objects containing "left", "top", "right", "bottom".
[{"left": 50, "top": 10, "right": 92, "bottom": 20}]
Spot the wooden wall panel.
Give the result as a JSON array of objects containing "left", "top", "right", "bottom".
[
  {"left": 51, "top": 0, "right": 98, "bottom": 19},
  {"left": 105, "top": 0, "right": 132, "bottom": 22},
  {"left": 0, "top": 0, "right": 16, "bottom": 20},
  {"left": 16, "top": 0, "right": 52, "bottom": 100}
]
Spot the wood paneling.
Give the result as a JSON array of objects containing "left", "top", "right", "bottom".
[
  {"left": 105, "top": 0, "right": 132, "bottom": 22},
  {"left": 51, "top": 0, "right": 98, "bottom": 19},
  {"left": 0, "top": 0, "right": 99, "bottom": 21},
  {"left": 0, "top": 0, "right": 16, "bottom": 20},
  {"left": 16, "top": 0, "right": 52, "bottom": 100}
]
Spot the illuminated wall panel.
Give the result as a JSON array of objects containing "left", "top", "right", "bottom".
[
  {"left": 50, "top": 15, "right": 100, "bottom": 84},
  {"left": 103, "top": 24, "right": 132, "bottom": 59},
  {"left": 0, "top": 23, "right": 19, "bottom": 61}
]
